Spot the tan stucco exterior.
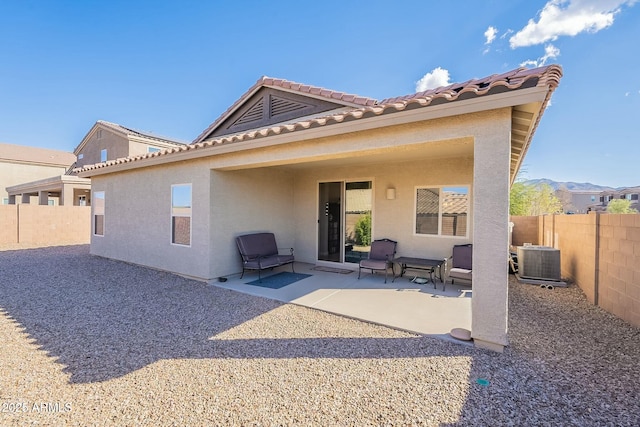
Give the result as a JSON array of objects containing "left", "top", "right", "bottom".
[
  {"left": 87, "top": 107, "right": 518, "bottom": 350},
  {"left": 1, "top": 158, "right": 70, "bottom": 203},
  {"left": 79, "top": 65, "right": 564, "bottom": 352}
]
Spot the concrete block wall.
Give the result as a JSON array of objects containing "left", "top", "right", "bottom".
[
  {"left": 511, "top": 213, "right": 640, "bottom": 328},
  {"left": 554, "top": 214, "right": 598, "bottom": 304},
  {"left": 598, "top": 213, "right": 640, "bottom": 327},
  {"left": 0, "top": 205, "right": 90, "bottom": 246},
  {"left": 510, "top": 215, "right": 539, "bottom": 246},
  {"left": 0, "top": 205, "right": 18, "bottom": 244}
]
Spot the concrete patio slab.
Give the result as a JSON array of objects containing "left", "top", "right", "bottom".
[{"left": 212, "top": 262, "right": 472, "bottom": 344}]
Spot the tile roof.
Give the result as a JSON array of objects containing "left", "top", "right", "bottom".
[
  {"left": 0, "top": 142, "right": 76, "bottom": 167},
  {"left": 76, "top": 65, "right": 562, "bottom": 175},
  {"left": 192, "top": 76, "right": 378, "bottom": 144},
  {"left": 97, "top": 120, "right": 187, "bottom": 145}
]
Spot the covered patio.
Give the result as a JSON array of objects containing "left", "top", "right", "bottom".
[{"left": 213, "top": 262, "right": 472, "bottom": 345}]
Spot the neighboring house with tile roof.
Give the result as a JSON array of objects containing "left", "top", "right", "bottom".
[
  {"left": 77, "top": 64, "right": 563, "bottom": 352},
  {"left": 5, "top": 121, "right": 185, "bottom": 206},
  {"left": 0, "top": 142, "right": 78, "bottom": 205}
]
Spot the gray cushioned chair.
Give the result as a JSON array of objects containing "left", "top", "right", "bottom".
[
  {"left": 236, "top": 232, "right": 294, "bottom": 281},
  {"left": 358, "top": 238, "right": 397, "bottom": 283},
  {"left": 444, "top": 244, "right": 472, "bottom": 290}
]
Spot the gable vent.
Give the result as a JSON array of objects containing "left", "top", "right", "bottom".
[
  {"left": 270, "top": 95, "right": 308, "bottom": 117},
  {"left": 231, "top": 98, "right": 264, "bottom": 127}
]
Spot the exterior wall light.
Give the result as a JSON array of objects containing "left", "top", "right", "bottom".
[{"left": 386, "top": 187, "right": 396, "bottom": 200}]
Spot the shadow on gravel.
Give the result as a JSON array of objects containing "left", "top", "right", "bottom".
[
  {"left": 445, "top": 277, "right": 640, "bottom": 426},
  {"left": 4, "top": 247, "right": 640, "bottom": 425},
  {"left": 0, "top": 245, "right": 470, "bottom": 384}
]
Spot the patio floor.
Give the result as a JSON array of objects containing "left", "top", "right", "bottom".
[{"left": 212, "top": 262, "right": 472, "bottom": 345}]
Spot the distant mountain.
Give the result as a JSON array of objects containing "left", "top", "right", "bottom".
[{"left": 523, "top": 179, "right": 618, "bottom": 192}]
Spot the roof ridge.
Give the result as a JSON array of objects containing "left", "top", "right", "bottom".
[{"left": 97, "top": 120, "right": 185, "bottom": 145}]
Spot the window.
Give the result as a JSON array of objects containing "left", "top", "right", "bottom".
[
  {"left": 78, "top": 153, "right": 84, "bottom": 160},
  {"left": 591, "top": 195, "right": 596, "bottom": 202},
  {"left": 147, "top": 146, "right": 161, "bottom": 153},
  {"left": 171, "top": 184, "right": 191, "bottom": 246},
  {"left": 625, "top": 194, "right": 632, "bottom": 200},
  {"left": 100, "top": 149, "right": 107, "bottom": 162},
  {"left": 2, "top": 198, "right": 8, "bottom": 205},
  {"left": 415, "top": 186, "right": 469, "bottom": 237},
  {"left": 93, "top": 191, "right": 105, "bottom": 236}
]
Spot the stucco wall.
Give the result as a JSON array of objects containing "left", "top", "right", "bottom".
[
  {"left": 0, "top": 204, "right": 90, "bottom": 246},
  {"left": 209, "top": 168, "right": 295, "bottom": 278},
  {"left": 76, "top": 131, "right": 129, "bottom": 168},
  {"left": 90, "top": 159, "right": 212, "bottom": 280},
  {"left": 291, "top": 158, "right": 474, "bottom": 265},
  {"left": 0, "top": 161, "right": 68, "bottom": 201}
]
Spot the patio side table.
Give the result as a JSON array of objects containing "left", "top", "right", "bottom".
[{"left": 391, "top": 256, "right": 444, "bottom": 288}]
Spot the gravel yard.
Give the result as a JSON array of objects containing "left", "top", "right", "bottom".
[{"left": 1, "top": 245, "right": 639, "bottom": 426}]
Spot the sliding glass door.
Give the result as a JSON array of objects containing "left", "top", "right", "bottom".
[{"left": 318, "top": 181, "right": 372, "bottom": 263}]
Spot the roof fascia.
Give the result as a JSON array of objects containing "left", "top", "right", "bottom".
[{"left": 78, "top": 87, "right": 550, "bottom": 178}]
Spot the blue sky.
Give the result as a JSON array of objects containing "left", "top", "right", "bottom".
[{"left": 1, "top": 0, "right": 638, "bottom": 188}]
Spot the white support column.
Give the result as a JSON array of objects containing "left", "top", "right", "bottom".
[
  {"left": 39, "top": 191, "right": 49, "bottom": 206},
  {"left": 472, "top": 110, "right": 511, "bottom": 352}
]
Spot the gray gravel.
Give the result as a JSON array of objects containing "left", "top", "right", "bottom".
[{"left": 1, "top": 245, "right": 639, "bottom": 426}]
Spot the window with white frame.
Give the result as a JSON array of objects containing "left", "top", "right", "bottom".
[
  {"left": 171, "top": 184, "right": 191, "bottom": 246},
  {"left": 93, "top": 191, "right": 105, "bottom": 236},
  {"left": 415, "top": 186, "right": 469, "bottom": 237},
  {"left": 100, "top": 149, "right": 107, "bottom": 162}
]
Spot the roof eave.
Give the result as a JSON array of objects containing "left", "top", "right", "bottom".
[{"left": 78, "top": 86, "right": 551, "bottom": 178}]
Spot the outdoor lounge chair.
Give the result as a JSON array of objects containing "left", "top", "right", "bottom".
[
  {"left": 357, "top": 238, "right": 397, "bottom": 283},
  {"left": 444, "top": 243, "right": 472, "bottom": 290},
  {"left": 235, "top": 232, "right": 294, "bottom": 280}
]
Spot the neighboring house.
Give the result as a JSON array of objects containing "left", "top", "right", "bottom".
[
  {"left": 77, "top": 65, "right": 563, "bottom": 352},
  {"left": 555, "top": 188, "right": 601, "bottom": 214},
  {"left": 588, "top": 186, "right": 640, "bottom": 212},
  {"left": 0, "top": 142, "right": 77, "bottom": 205},
  {"left": 74, "top": 120, "right": 187, "bottom": 169},
  {"left": 5, "top": 120, "right": 185, "bottom": 206}
]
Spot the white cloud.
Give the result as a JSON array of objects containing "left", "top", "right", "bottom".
[
  {"left": 415, "top": 67, "right": 451, "bottom": 92},
  {"left": 484, "top": 26, "right": 498, "bottom": 44},
  {"left": 519, "top": 44, "right": 561, "bottom": 67},
  {"left": 510, "top": 0, "right": 636, "bottom": 48}
]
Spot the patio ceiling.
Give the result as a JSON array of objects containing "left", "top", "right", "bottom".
[{"left": 233, "top": 137, "right": 475, "bottom": 171}]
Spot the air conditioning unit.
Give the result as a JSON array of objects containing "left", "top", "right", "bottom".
[{"left": 517, "top": 246, "right": 561, "bottom": 281}]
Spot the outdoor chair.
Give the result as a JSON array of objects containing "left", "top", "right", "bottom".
[
  {"left": 235, "top": 232, "right": 294, "bottom": 281},
  {"left": 357, "top": 238, "right": 397, "bottom": 283},
  {"left": 444, "top": 244, "right": 472, "bottom": 291}
]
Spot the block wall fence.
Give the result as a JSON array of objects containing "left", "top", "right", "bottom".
[
  {"left": 0, "top": 205, "right": 90, "bottom": 246},
  {"left": 511, "top": 213, "right": 640, "bottom": 328}
]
